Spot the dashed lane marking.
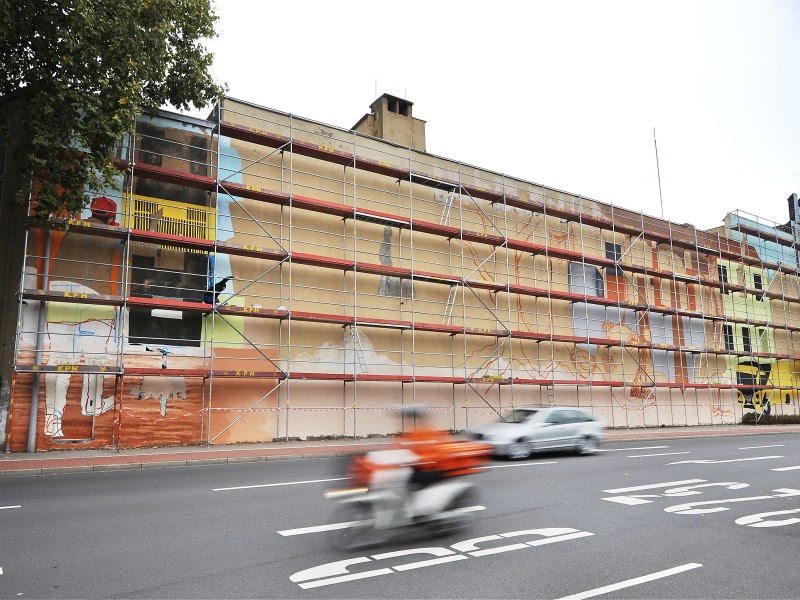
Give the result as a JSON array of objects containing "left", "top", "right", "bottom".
[
  {"left": 626, "top": 452, "right": 690, "bottom": 458},
  {"left": 0, "top": 506, "right": 21, "bottom": 510},
  {"left": 485, "top": 461, "right": 557, "bottom": 469},
  {"left": 277, "top": 506, "right": 487, "bottom": 536},
  {"left": 771, "top": 466, "right": 800, "bottom": 471},
  {"left": 739, "top": 444, "right": 784, "bottom": 450},
  {"left": 555, "top": 563, "right": 703, "bottom": 600},
  {"left": 669, "top": 455, "right": 784, "bottom": 465},
  {"left": 598, "top": 446, "right": 668, "bottom": 452},
  {"left": 213, "top": 477, "right": 346, "bottom": 492}
]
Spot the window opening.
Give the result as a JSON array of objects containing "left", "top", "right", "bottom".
[
  {"left": 128, "top": 251, "right": 207, "bottom": 347},
  {"left": 723, "top": 324, "right": 734, "bottom": 352},
  {"left": 742, "top": 327, "right": 751, "bottom": 354},
  {"left": 753, "top": 273, "right": 763, "bottom": 301},
  {"left": 717, "top": 264, "right": 730, "bottom": 294}
]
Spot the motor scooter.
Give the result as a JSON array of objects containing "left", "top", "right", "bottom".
[{"left": 325, "top": 445, "right": 487, "bottom": 550}]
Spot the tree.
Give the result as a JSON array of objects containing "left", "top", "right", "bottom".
[{"left": 0, "top": 0, "right": 225, "bottom": 218}]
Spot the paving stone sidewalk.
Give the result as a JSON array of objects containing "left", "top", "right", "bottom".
[{"left": 3, "top": 424, "right": 800, "bottom": 477}]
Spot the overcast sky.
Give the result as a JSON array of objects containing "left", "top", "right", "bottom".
[{"left": 195, "top": 0, "right": 800, "bottom": 231}]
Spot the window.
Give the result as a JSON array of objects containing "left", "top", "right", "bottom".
[
  {"left": 128, "top": 251, "right": 208, "bottom": 347},
  {"left": 723, "top": 324, "right": 734, "bottom": 352},
  {"left": 569, "top": 263, "right": 604, "bottom": 297},
  {"left": 742, "top": 327, "right": 751, "bottom": 354},
  {"left": 753, "top": 273, "right": 764, "bottom": 301},
  {"left": 138, "top": 123, "right": 165, "bottom": 167},
  {"left": 717, "top": 265, "right": 730, "bottom": 294},
  {"left": 546, "top": 410, "right": 568, "bottom": 424},
  {"left": 605, "top": 242, "right": 623, "bottom": 263}
]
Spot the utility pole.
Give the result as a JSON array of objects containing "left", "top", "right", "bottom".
[{"left": 653, "top": 127, "right": 665, "bottom": 220}]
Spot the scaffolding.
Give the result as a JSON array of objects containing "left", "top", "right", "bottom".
[{"left": 8, "top": 97, "right": 800, "bottom": 450}]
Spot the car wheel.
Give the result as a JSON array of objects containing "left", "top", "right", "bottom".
[
  {"left": 576, "top": 436, "right": 598, "bottom": 456},
  {"left": 507, "top": 442, "right": 532, "bottom": 460}
]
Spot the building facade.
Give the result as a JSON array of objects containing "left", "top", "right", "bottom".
[{"left": 5, "top": 95, "right": 800, "bottom": 451}]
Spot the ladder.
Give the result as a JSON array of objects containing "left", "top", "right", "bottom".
[
  {"left": 443, "top": 284, "right": 460, "bottom": 324},
  {"left": 350, "top": 327, "right": 367, "bottom": 373},
  {"left": 546, "top": 386, "right": 556, "bottom": 406},
  {"left": 440, "top": 190, "right": 456, "bottom": 225}
]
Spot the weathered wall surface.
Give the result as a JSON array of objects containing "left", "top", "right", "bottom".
[{"left": 7, "top": 100, "right": 800, "bottom": 451}]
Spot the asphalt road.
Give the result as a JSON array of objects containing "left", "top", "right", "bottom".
[{"left": 1, "top": 435, "right": 799, "bottom": 599}]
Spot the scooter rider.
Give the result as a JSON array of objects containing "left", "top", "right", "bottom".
[
  {"left": 345, "top": 405, "right": 488, "bottom": 526},
  {"left": 396, "top": 404, "right": 458, "bottom": 489}
]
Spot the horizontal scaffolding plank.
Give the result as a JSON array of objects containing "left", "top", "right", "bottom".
[
  {"left": 21, "top": 281, "right": 800, "bottom": 340},
  {"left": 16, "top": 363, "right": 800, "bottom": 391},
  {"left": 14, "top": 365, "right": 121, "bottom": 374}
]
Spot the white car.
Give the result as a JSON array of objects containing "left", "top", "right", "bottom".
[{"left": 468, "top": 406, "right": 605, "bottom": 459}]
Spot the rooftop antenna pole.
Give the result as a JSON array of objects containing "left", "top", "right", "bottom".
[{"left": 653, "top": 127, "right": 665, "bottom": 219}]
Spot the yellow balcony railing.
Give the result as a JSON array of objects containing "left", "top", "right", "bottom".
[{"left": 122, "top": 194, "right": 216, "bottom": 252}]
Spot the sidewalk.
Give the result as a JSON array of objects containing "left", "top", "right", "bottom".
[{"left": 3, "top": 424, "right": 800, "bottom": 477}]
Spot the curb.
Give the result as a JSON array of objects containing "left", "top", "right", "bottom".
[{"left": 1, "top": 428, "right": 799, "bottom": 477}]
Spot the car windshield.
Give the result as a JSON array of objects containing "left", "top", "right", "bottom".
[{"left": 499, "top": 409, "right": 538, "bottom": 423}]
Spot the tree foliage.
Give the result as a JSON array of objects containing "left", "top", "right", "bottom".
[{"left": 0, "top": 0, "right": 225, "bottom": 218}]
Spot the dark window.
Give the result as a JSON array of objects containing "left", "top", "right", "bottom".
[
  {"left": 138, "top": 123, "right": 165, "bottom": 167},
  {"left": 605, "top": 242, "right": 623, "bottom": 276},
  {"left": 128, "top": 251, "right": 208, "bottom": 347},
  {"left": 723, "top": 325, "right": 734, "bottom": 352},
  {"left": 546, "top": 410, "right": 568, "bottom": 424},
  {"left": 753, "top": 273, "right": 763, "bottom": 301},
  {"left": 605, "top": 242, "right": 622, "bottom": 262},
  {"left": 133, "top": 122, "right": 211, "bottom": 206},
  {"left": 718, "top": 265, "right": 730, "bottom": 294},
  {"left": 742, "top": 327, "right": 752, "bottom": 354}
]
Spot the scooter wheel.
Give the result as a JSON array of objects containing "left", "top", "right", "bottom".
[
  {"left": 328, "top": 503, "right": 393, "bottom": 551},
  {"left": 430, "top": 487, "right": 481, "bottom": 537}
]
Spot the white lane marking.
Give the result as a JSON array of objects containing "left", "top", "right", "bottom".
[
  {"left": 739, "top": 444, "right": 784, "bottom": 450},
  {"left": 291, "top": 526, "right": 594, "bottom": 589},
  {"left": 669, "top": 455, "right": 784, "bottom": 465},
  {"left": 602, "top": 482, "right": 748, "bottom": 506},
  {"left": 772, "top": 466, "right": 800, "bottom": 471},
  {"left": 626, "top": 452, "right": 690, "bottom": 458},
  {"left": 277, "top": 505, "right": 487, "bottom": 536},
  {"left": 0, "top": 506, "right": 21, "bottom": 510},
  {"left": 392, "top": 555, "right": 466, "bottom": 571},
  {"left": 213, "top": 477, "right": 346, "bottom": 492},
  {"left": 603, "top": 495, "right": 661, "bottom": 506},
  {"left": 665, "top": 488, "right": 800, "bottom": 515},
  {"left": 604, "top": 480, "right": 705, "bottom": 494},
  {"left": 485, "top": 461, "right": 557, "bottom": 469},
  {"left": 299, "top": 568, "right": 392, "bottom": 589},
  {"left": 735, "top": 508, "right": 800, "bottom": 527},
  {"left": 555, "top": 563, "right": 703, "bottom": 600},
  {"left": 598, "top": 446, "right": 668, "bottom": 452}
]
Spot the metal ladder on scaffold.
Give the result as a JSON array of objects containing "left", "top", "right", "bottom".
[
  {"left": 443, "top": 284, "right": 460, "bottom": 324},
  {"left": 350, "top": 326, "right": 368, "bottom": 373}
]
